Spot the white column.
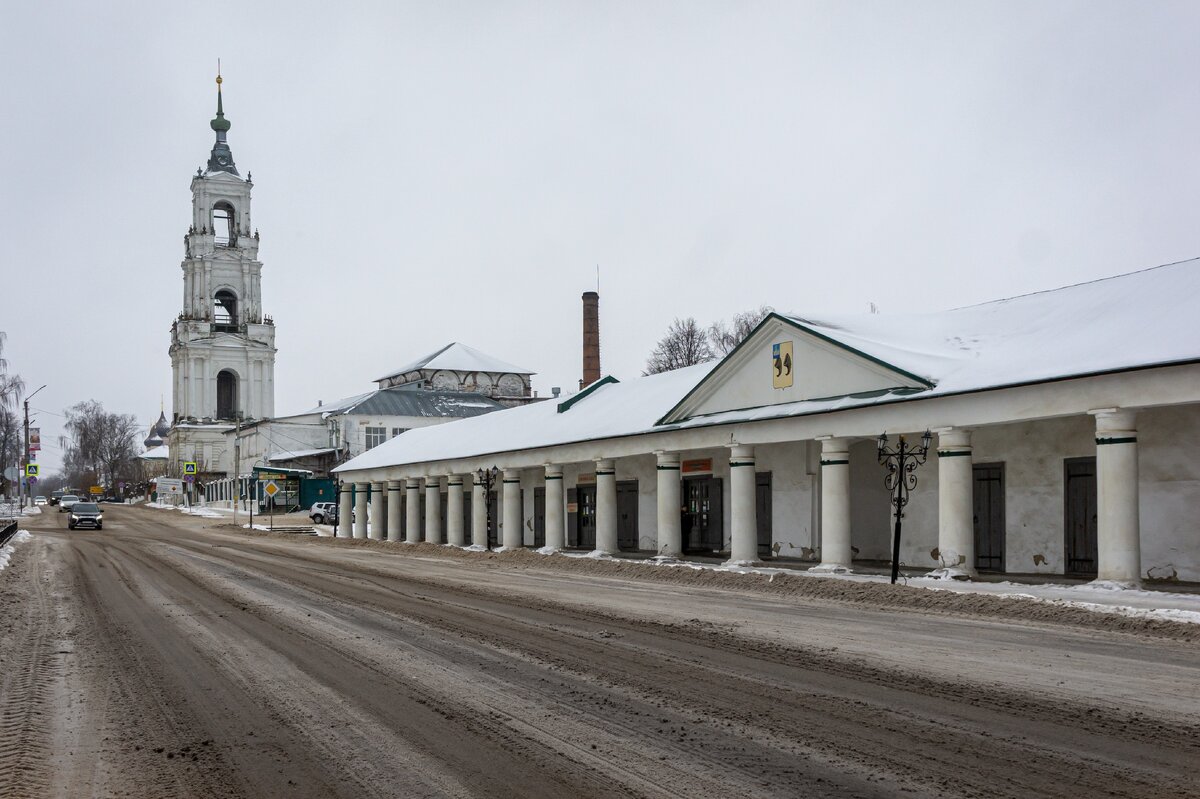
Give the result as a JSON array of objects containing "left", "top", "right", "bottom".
[
  {"left": 405, "top": 478, "right": 422, "bottom": 543},
  {"left": 812, "top": 438, "right": 852, "bottom": 572},
  {"left": 353, "top": 482, "right": 369, "bottom": 539},
  {"left": 1093, "top": 410, "right": 1141, "bottom": 586},
  {"left": 727, "top": 445, "right": 759, "bottom": 564},
  {"left": 447, "top": 476, "right": 465, "bottom": 546},
  {"left": 368, "top": 481, "right": 385, "bottom": 540},
  {"left": 936, "top": 429, "right": 976, "bottom": 577},
  {"left": 544, "top": 464, "right": 565, "bottom": 551},
  {"left": 425, "top": 477, "right": 443, "bottom": 545},
  {"left": 472, "top": 476, "right": 488, "bottom": 548},
  {"left": 656, "top": 452, "right": 682, "bottom": 558},
  {"left": 386, "top": 480, "right": 403, "bottom": 542},
  {"left": 501, "top": 469, "right": 522, "bottom": 550},
  {"left": 594, "top": 459, "right": 618, "bottom": 555}
]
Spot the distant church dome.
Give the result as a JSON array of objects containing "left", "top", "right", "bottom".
[{"left": 144, "top": 411, "right": 171, "bottom": 448}]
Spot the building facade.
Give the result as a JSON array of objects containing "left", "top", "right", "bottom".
[{"left": 334, "top": 261, "right": 1200, "bottom": 587}]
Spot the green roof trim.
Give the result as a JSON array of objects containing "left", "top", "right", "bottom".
[{"left": 558, "top": 375, "right": 619, "bottom": 413}]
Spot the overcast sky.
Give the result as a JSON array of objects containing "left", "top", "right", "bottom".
[{"left": 2, "top": 1, "right": 1197, "bottom": 475}]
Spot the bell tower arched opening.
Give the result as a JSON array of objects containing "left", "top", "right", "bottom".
[
  {"left": 216, "top": 370, "right": 238, "bottom": 420},
  {"left": 212, "top": 201, "right": 235, "bottom": 247},
  {"left": 213, "top": 289, "right": 239, "bottom": 331}
]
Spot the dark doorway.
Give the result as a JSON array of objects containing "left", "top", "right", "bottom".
[
  {"left": 419, "top": 491, "right": 426, "bottom": 541},
  {"left": 488, "top": 492, "right": 499, "bottom": 547},
  {"left": 573, "top": 484, "right": 597, "bottom": 549},
  {"left": 1065, "top": 457, "right": 1098, "bottom": 576},
  {"left": 440, "top": 492, "right": 448, "bottom": 540},
  {"left": 216, "top": 370, "right": 237, "bottom": 420},
  {"left": 973, "top": 464, "right": 1006, "bottom": 572},
  {"left": 682, "top": 476, "right": 723, "bottom": 553},
  {"left": 462, "top": 491, "right": 472, "bottom": 542},
  {"left": 213, "top": 289, "right": 238, "bottom": 331},
  {"left": 617, "top": 480, "right": 639, "bottom": 550},
  {"left": 756, "top": 472, "right": 772, "bottom": 557},
  {"left": 533, "top": 487, "right": 546, "bottom": 547}
]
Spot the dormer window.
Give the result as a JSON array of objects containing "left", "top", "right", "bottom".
[{"left": 212, "top": 201, "right": 235, "bottom": 247}]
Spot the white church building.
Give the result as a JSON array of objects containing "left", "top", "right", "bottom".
[
  {"left": 335, "top": 259, "right": 1200, "bottom": 587},
  {"left": 167, "top": 75, "right": 275, "bottom": 479}
]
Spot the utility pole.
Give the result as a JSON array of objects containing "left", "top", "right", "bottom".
[{"left": 19, "top": 386, "right": 46, "bottom": 509}]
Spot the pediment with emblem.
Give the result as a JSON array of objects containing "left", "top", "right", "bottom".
[{"left": 660, "top": 315, "right": 932, "bottom": 424}]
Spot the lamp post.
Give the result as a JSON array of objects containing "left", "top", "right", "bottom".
[
  {"left": 877, "top": 430, "right": 932, "bottom": 585},
  {"left": 476, "top": 466, "right": 498, "bottom": 548}
]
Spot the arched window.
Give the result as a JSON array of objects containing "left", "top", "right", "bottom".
[
  {"left": 213, "top": 289, "right": 238, "bottom": 331},
  {"left": 216, "top": 370, "right": 238, "bottom": 420},
  {"left": 212, "top": 201, "right": 235, "bottom": 247}
]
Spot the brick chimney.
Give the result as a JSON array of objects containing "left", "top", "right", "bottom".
[{"left": 582, "top": 291, "right": 600, "bottom": 387}]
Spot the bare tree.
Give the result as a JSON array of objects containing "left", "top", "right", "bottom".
[
  {"left": 62, "top": 400, "right": 140, "bottom": 494},
  {"left": 0, "top": 409, "right": 19, "bottom": 497},
  {"left": 645, "top": 317, "right": 715, "bottom": 375},
  {"left": 0, "top": 332, "right": 23, "bottom": 410},
  {"left": 707, "top": 305, "right": 774, "bottom": 356}
]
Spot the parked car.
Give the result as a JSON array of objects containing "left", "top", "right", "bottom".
[
  {"left": 67, "top": 502, "right": 103, "bottom": 530},
  {"left": 59, "top": 495, "right": 81, "bottom": 512},
  {"left": 310, "top": 502, "right": 338, "bottom": 524},
  {"left": 33, "top": 496, "right": 47, "bottom": 506}
]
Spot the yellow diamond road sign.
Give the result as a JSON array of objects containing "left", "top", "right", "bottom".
[{"left": 263, "top": 481, "right": 279, "bottom": 498}]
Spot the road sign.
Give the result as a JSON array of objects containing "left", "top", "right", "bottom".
[
  {"left": 3, "top": 467, "right": 15, "bottom": 481},
  {"left": 185, "top": 475, "right": 195, "bottom": 483},
  {"left": 25, "top": 464, "right": 39, "bottom": 477},
  {"left": 158, "top": 478, "right": 183, "bottom": 495},
  {"left": 118, "top": 481, "right": 126, "bottom": 490},
  {"left": 183, "top": 462, "right": 198, "bottom": 476},
  {"left": 256, "top": 471, "right": 287, "bottom": 481},
  {"left": 90, "top": 486, "right": 103, "bottom": 495},
  {"left": 28, "top": 477, "right": 37, "bottom": 485},
  {"left": 262, "top": 480, "right": 279, "bottom": 498}
]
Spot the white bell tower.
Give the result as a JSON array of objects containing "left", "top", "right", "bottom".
[{"left": 168, "top": 73, "right": 276, "bottom": 476}]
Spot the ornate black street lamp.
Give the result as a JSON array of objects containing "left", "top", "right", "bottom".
[
  {"left": 476, "top": 466, "right": 499, "bottom": 546},
  {"left": 877, "top": 430, "right": 933, "bottom": 585}
]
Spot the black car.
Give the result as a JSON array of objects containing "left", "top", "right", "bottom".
[{"left": 68, "top": 502, "right": 103, "bottom": 530}]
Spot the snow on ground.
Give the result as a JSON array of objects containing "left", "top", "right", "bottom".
[
  {"left": 522, "top": 548, "right": 1200, "bottom": 624},
  {"left": 22, "top": 506, "right": 42, "bottom": 516},
  {"left": 0, "top": 530, "right": 33, "bottom": 572}
]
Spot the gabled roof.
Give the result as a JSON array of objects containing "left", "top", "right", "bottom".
[
  {"left": 375, "top": 342, "right": 535, "bottom": 382},
  {"left": 336, "top": 258, "right": 1200, "bottom": 474}
]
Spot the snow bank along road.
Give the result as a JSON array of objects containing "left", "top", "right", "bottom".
[{"left": 1, "top": 506, "right": 1197, "bottom": 798}]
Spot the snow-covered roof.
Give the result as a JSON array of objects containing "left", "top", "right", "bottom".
[
  {"left": 296, "top": 384, "right": 505, "bottom": 420},
  {"left": 336, "top": 258, "right": 1200, "bottom": 474},
  {"left": 375, "top": 342, "right": 535, "bottom": 382},
  {"left": 141, "top": 445, "right": 170, "bottom": 460},
  {"left": 784, "top": 257, "right": 1200, "bottom": 397},
  {"left": 337, "top": 365, "right": 712, "bottom": 472}
]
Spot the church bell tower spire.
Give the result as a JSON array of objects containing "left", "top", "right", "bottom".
[{"left": 207, "top": 69, "right": 238, "bottom": 175}]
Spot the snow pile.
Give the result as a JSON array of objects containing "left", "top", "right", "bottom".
[
  {"left": 0, "top": 530, "right": 32, "bottom": 572},
  {"left": 182, "top": 507, "right": 226, "bottom": 519},
  {"left": 22, "top": 506, "right": 42, "bottom": 516}
]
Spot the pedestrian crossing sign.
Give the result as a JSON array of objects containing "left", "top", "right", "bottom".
[
  {"left": 25, "top": 464, "right": 39, "bottom": 477},
  {"left": 183, "top": 462, "right": 197, "bottom": 475}
]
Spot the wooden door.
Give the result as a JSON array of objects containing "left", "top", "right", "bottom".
[
  {"left": 683, "top": 477, "right": 723, "bottom": 553},
  {"left": 461, "top": 492, "right": 470, "bottom": 542},
  {"left": 972, "top": 464, "right": 1005, "bottom": 572},
  {"left": 756, "top": 472, "right": 773, "bottom": 557},
  {"left": 1064, "top": 457, "right": 1098, "bottom": 576},
  {"left": 487, "top": 492, "right": 499, "bottom": 548},
  {"left": 576, "top": 485, "right": 597, "bottom": 549},
  {"left": 617, "top": 480, "right": 639, "bottom": 550}
]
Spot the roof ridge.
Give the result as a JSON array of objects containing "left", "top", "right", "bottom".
[{"left": 948, "top": 256, "right": 1200, "bottom": 312}]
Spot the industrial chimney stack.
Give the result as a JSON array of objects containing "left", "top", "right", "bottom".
[{"left": 582, "top": 290, "right": 600, "bottom": 387}]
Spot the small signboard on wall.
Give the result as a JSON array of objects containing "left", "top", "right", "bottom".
[{"left": 682, "top": 458, "right": 713, "bottom": 474}]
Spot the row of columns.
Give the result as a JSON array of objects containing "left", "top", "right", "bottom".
[{"left": 333, "top": 409, "right": 1141, "bottom": 583}]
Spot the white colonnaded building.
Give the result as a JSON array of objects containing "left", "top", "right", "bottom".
[{"left": 334, "top": 259, "right": 1200, "bottom": 587}]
